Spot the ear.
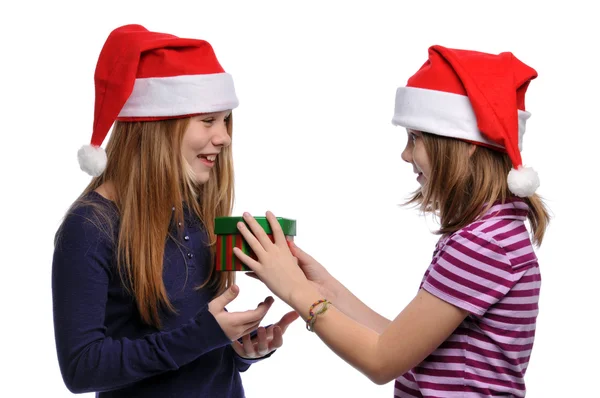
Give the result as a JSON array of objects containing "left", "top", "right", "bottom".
[{"left": 468, "top": 144, "right": 477, "bottom": 157}]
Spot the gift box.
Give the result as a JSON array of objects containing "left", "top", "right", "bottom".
[{"left": 214, "top": 216, "right": 297, "bottom": 271}]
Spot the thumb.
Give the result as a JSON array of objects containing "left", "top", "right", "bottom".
[
  {"left": 289, "top": 242, "right": 314, "bottom": 265},
  {"left": 214, "top": 284, "right": 240, "bottom": 308}
]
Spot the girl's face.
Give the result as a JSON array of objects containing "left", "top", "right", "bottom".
[
  {"left": 181, "top": 111, "right": 232, "bottom": 185},
  {"left": 401, "top": 129, "right": 431, "bottom": 187}
]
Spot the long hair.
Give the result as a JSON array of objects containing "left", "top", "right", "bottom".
[
  {"left": 62, "top": 116, "right": 235, "bottom": 328},
  {"left": 405, "top": 132, "right": 550, "bottom": 246}
]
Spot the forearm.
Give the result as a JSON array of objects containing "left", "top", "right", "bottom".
[
  {"left": 328, "top": 278, "right": 391, "bottom": 334},
  {"left": 290, "top": 287, "right": 386, "bottom": 384},
  {"left": 56, "top": 306, "right": 231, "bottom": 393}
]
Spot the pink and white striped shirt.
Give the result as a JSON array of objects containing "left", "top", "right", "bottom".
[{"left": 395, "top": 198, "right": 541, "bottom": 397}]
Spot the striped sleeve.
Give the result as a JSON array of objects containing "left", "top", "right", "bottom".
[{"left": 422, "top": 231, "right": 516, "bottom": 316}]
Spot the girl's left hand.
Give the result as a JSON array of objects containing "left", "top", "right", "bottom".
[
  {"left": 233, "top": 211, "right": 312, "bottom": 305},
  {"left": 232, "top": 310, "right": 299, "bottom": 359}
]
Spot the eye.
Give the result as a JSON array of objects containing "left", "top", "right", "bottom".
[
  {"left": 224, "top": 113, "right": 231, "bottom": 124},
  {"left": 408, "top": 132, "right": 417, "bottom": 142},
  {"left": 202, "top": 118, "right": 215, "bottom": 125}
]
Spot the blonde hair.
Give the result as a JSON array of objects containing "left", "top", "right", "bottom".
[
  {"left": 62, "top": 116, "right": 235, "bottom": 328},
  {"left": 406, "top": 132, "right": 550, "bottom": 246}
]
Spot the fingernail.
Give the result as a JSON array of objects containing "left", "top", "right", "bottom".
[
  {"left": 237, "top": 221, "right": 245, "bottom": 229},
  {"left": 243, "top": 212, "right": 251, "bottom": 217}
]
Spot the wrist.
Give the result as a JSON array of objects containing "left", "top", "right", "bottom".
[{"left": 289, "top": 284, "right": 323, "bottom": 320}]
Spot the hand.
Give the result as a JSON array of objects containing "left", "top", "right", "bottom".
[
  {"left": 232, "top": 311, "right": 300, "bottom": 359},
  {"left": 233, "top": 211, "right": 312, "bottom": 305},
  {"left": 208, "top": 284, "right": 274, "bottom": 341},
  {"left": 246, "top": 241, "right": 340, "bottom": 301}
]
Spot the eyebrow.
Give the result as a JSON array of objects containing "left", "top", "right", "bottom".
[{"left": 200, "top": 112, "right": 230, "bottom": 118}]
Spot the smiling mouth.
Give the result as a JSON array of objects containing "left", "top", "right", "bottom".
[{"left": 198, "top": 154, "right": 217, "bottom": 161}]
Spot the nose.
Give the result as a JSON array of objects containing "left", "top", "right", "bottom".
[
  {"left": 212, "top": 123, "right": 232, "bottom": 147},
  {"left": 401, "top": 141, "right": 412, "bottom": 164}
]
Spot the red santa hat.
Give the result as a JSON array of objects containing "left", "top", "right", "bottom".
[
  {"left": 392, "top": 45, "right": 539, "bottom": 197},
  {"left": 78, "top": 24, "right": 239, "bottom": 176}
]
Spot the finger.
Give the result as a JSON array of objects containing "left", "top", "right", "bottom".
[
  {"left": 289, "top": 242, "right": 316, "bottom": 266},
  {"left": 231, "top": 296, "right": 274, "bottom": 325},
  {"left": 232, "top": 340, "right": 245, "bottom": 356},
  {"left": 275, "top": 311, "right": 300, "bottom": 334},
  {"left": 265, "top": 211, "right": 289, "bottom": 248},
  {"left": 269, "top": 326, "right": 284, "bottom": 351},
  {"left": 236, "top": 220, "right": 267, "bottom": 259},
  {"left": 265, "top": 211, "right": 287, "bottom": 247},
  {"left": 265, "top": 325, "right": 274, "bottom": 342},
  {"left": 242, "top": 212, "right": 274, "bottom": 250},
  {"left": 257, "top": 296, "right": 274, "bottom": 310},
  {"left": 233, "top": 246, "right": 262, "bottom": 272},
  {"left": 244, "top": 272, "right": 262, "bottom": 281},
  {"left": 242, "top": 333, "right": 257, "bottom": 358},
  {"left": 211, "top": 284, "right": 240, "bottom": 309},
  {"left": 256, "top": 327, "right": 269, "bottom": 356}
]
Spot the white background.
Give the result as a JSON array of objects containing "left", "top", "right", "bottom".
[{"left": 1, "top": 1, "right": 598, "bottom": 397}]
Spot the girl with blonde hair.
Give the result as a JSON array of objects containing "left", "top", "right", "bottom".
[
  {"left": 52, "top": 24, "right": 297, "bottom": 397},
  {"left": 234, "top": 45, "right": 550, "bottom": 397}
]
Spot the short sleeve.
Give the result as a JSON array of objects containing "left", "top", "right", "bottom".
[{"left": 422, "top": 231, "right": 516, "bottom": 316}]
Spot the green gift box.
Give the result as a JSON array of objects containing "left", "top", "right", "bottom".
[{"left": 214, "top": 216, "right": 297, "bottom": 271}]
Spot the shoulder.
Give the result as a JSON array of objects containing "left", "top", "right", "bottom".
[
  {"left": 55, "top": 192, "right": 119, "bottom": 250},
  {"left": 439, "top": 212, "right": 535, "bottom": 273}
]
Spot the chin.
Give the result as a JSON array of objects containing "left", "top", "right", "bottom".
[
  {"left": 191, "top": 169, "right": 211, "bottom": 185},
  {"left": 195, "top": 175, "right": 210, "bottom": 185}
]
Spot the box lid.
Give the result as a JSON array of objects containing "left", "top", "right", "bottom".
[{"left": 214, "top": 216, "right": 296, "bottom": 236}]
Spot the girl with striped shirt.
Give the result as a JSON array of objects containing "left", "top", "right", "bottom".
[{"left": 232, "top": 45, "right": 550, "bottom": 397}]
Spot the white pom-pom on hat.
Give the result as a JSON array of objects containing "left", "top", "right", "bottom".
[
  {"left": 507, "top": 166, "right": 539, "bottom": 198},
  {"left": 391, "top": 45, "right": 542, "bottom": 198},
  {"left": 78, "top": 144, "right": 107, "bottom": 177}
]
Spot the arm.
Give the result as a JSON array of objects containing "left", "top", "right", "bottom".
[
  {"left": 290, "top": 287, "right": 467, "bottom": 385},
  {"left": 52, "top": 210, "right": 230, "bottom": 393},
  {"left": 288, "top": 228, "right": 515, "bottom": 384},
  {"left": 327, "top": 278, "right": 392, "bottom": 334},
  {"left": 288, "top": 243, "right": 391, "bottom": 334},
  {"left": 233, "top": 212, "right": 519, "bottom": 385}
]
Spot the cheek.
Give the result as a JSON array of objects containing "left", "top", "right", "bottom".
[
  {"left": 401, "top": 143, "right": 412, "bottom": 163},
  {"left": 182, "top": 134, "right": 209, "bottom": 158},
  {"left": 414, "top": 146, "right": 430, "bottom": 172},
  {"left": 181, "top": 138, "right": 195, "bottom": 160}
]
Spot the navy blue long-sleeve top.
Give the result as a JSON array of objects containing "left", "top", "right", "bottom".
[{"left": 52, "top": 191, "right": 264, "bottom": 397}]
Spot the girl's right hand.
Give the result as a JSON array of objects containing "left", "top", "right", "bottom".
[
  {"left": 208, "top": 284, "right": 274, "bottom": 341},
  {"left": 288, "top": 241, "right": 341, "bottom": 301},
  {"left": 246, "top": 241, "right": 341, "bottom": 302}
]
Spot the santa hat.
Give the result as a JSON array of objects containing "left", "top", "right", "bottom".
[
  {"left": 78, "top": 24, "right": 239, "bottom": 176},
  {"left": 392, "top": 45, "right": 539, "bottom": 197}
]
